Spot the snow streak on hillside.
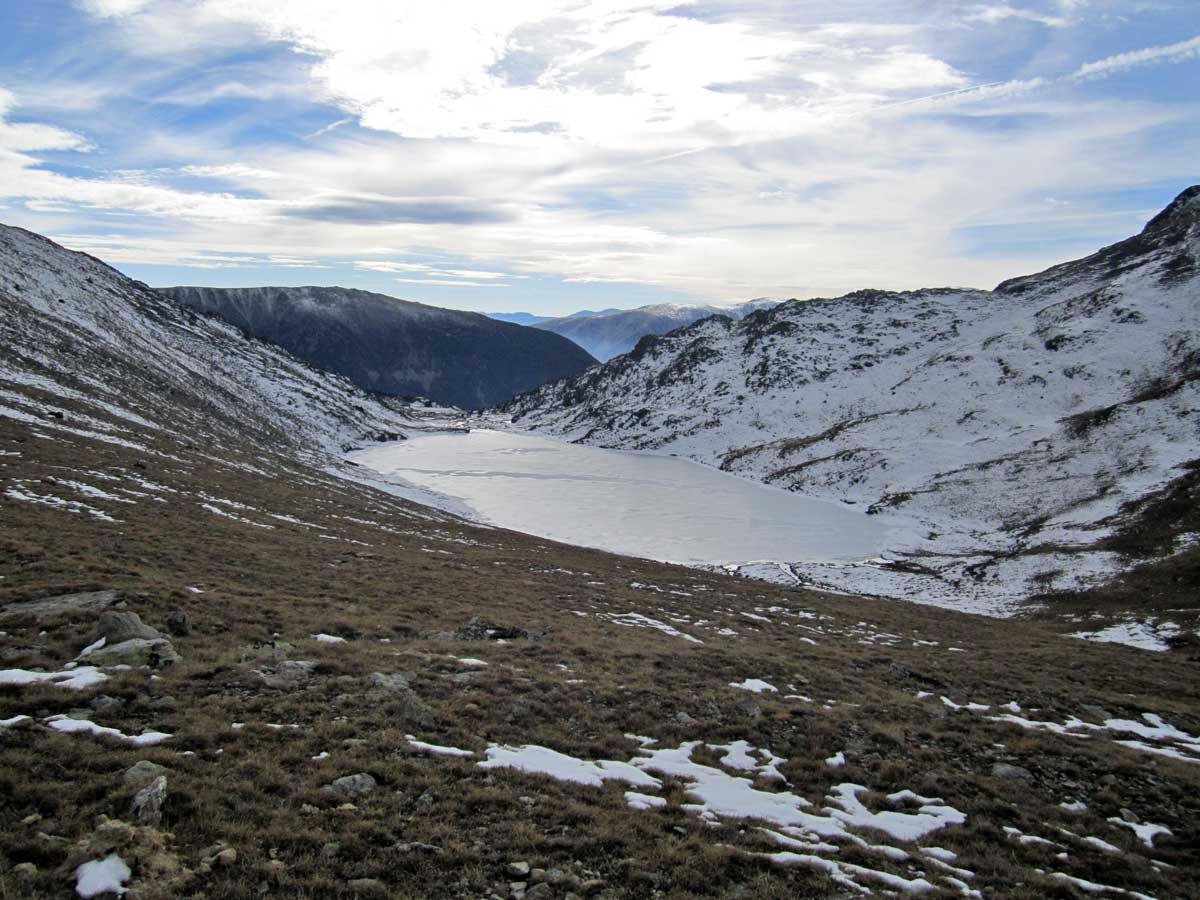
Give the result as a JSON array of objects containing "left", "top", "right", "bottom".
[
  {"left": 0, "top": 225, "right": 413, "bottom": 460},
  {"left": 502, "top": 188, "right": 1200, "bottom": 614}
]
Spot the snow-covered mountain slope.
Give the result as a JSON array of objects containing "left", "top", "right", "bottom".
[
  {"left": 501, "top": 188, "right": 1200, "bottom": 613},
  {"left": 0, "top": 225, "right": 417, "bottom": 459},
  {"left": 534, "top": 299, "right": 780, "bottom": 361},
  {"left": 162, "top": 286, "right": 597, "bottom": 409}
]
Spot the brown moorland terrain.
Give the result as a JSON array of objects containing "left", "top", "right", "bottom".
[{"left": 2, "top": 401, "right": 1199, "bottom": 900}]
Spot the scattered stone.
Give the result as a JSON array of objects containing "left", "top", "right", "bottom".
[
  {"left": 90, "top": 695, "right": 124, "bottom": 712},
  {"left": 455, "top": 616, "right": 531, "bottom": 641},
  {"left": 329, "top": 773, "right": 377, "bottom": 798},
  {"left": 348, "top": 878, "right": 387, "bottom": 896},
  {"left": 257, "top": 659, "right": 317, "bottom": 687},
  {"left": 89, "top": 637, "right": 180, "bottom": 669},
  {"left": 1120, "top": 808, "right": 1140, "bottom": 824},
  {"left": 991, "top": 763, "right": 1034, "bottom": 782},
  {"left": 367, "top": 672, "right": 411, "bottom": 693},
  {"left": 123, "top": 760, "right": 169, "bottom": 787},
  {"left": 393, "top": 690, "right": 435, "bottom": 728},
  {"left": 507, "top": 862, "right": 531, "bottom": 878},
  {"left": 20, "top": 813, "right": 41, "bottom": 826},
  {"left": 131, "top": 776, "right": 167, "bottom": 826},
  {"left": 321, "top": 842, "right": 341, "bottom": 858},
  {"left": 214, "top": 848, "right": 237, "bottom": 867},
  {"left": 13, "top": 862, "right": 37, "bottom": 879},
  {"left": 2, "top": 589, "right": 119, "bottom": 621},
  {"left": 263, "top": 859, "right": 286, "bottom": 878},
  {"left": 95, "top": 610, "right": 162, "bottom": 644},
  {"left": 673, "top": 711, "right": 696, "bottom": 725},
  {"left": 166, "top": 609, "right": 190, "bottom": 636},
  {"left": 394, "top": 842, "right": 443, "bottom": 854},
  {"left": 580, "top": 879, "right": 606, "bottom": 895},
  {"left": 525, "top": 884, "right": 554, "bottom": 899}
]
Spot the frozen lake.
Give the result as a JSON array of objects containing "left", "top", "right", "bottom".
[{"left": 349, "top": 429, "right": 893, "bottom": 565}]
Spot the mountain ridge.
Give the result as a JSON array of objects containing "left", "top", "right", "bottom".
[
  {"left": 498, "top": 187, "right": 1200, "bottom": 616},
  {"left": 161, "top": 285, "right": 597, "bottom": 410}
]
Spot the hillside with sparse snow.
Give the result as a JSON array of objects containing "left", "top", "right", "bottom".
[
  {"left": 500, "top": 188, "right": 1200, "bottom": 613},
  {"left": 0, "top": 225, "right": 417, "bottom": 460}
]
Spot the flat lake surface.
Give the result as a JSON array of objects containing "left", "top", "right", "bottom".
[{"left": 350, "top": 429, "right": 891, "bottom": 565}]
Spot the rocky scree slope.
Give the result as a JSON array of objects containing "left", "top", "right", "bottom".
[
  {"left": 501, "top": 188, "right": 1200, "bottom": 613},
  {"left": 0, "top": 224, "right": 416, "bottom": 459},
  {"left": 162, "top": 285, "right": 598, "bottom": 409},
  {"left": 535, "top": 299, "right": 779, "bottom": 361}
]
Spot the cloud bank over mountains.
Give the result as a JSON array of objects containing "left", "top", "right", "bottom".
[{"left": 0, "top": 1, "right": 1196, "bottom": 312}]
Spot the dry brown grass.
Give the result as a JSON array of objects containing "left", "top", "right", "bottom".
[{"left": 1, "top": 412, "right": 1198, "bottom": 899}]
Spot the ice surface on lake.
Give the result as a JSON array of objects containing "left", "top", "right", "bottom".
[{"left": 350, "top": 430, "right": 894, "bottom": 565}]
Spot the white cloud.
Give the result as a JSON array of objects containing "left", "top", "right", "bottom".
[{"left": 1070, "top": 34, "right": 1200, "bottom": 81}]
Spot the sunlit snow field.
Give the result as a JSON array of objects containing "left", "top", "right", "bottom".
[{"left": 349, "top": 429, "right": 898, "bottom": 565}]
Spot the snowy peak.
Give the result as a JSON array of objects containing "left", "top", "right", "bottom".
[
  {"left": 997, "top": 185, "right": 1200, "bottom": 297},
  {"left": 499, "top": 189, "right": 1200, "bottom": 612}
]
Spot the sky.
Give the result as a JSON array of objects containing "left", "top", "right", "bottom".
[{"left": 0, "top": 1, "right": 1196, "bottom": 316}]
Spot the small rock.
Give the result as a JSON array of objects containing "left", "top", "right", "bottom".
[
  {"left": 13, "top": 862, "right": 37, "bottom": 879},
  {"left": 348, "top": 878, "right": 387, "bottom": 896},
  {"left": 166, "top": 609, "right": 190, "bottom": 636},
  {"left": 394, "top": 842, "right": 442, "bottom": 853},
  {"left": 525, "top": 885, "right": 554, "bottom": 900},
  {"left": 90, "top": 695, "right": 124, "bottom": 712},
  {"left": 529, "top": 868, "right": 547, "bottom": 884},
  {"left": 321, "top": 842, "right": 341, "bottom": 858},
  {"left": 20, "top": 813, "right": 41, "bottom": 826},
  {"left": 257, "top": 659, "right": 316, "bottom": 687},
  {"left": 367, "top": 672, "right": 411, "bottom": 693},
  {"left": 329, "top": 773, "right": 377, "bottom": 798},
  {"left": 673, "top": 711, "right": 696, "bottom": 725},
  {"left": 263, "top": 859, "right": 286, "bottom": 878},
  {"left": 1120, "top": 808, "right": 1140, "bottom": 824},
  {"left": 131, "top": 775, "right": 167, "bottom": 825},
  {"left": 507, "top": 862, "right": 531, "bottom": 878},
  {"left": 123, "top": 760, "right": 169, "bottom": 787},
  {"left": 580, "top": 879, "right": 606, "bottom": 895},
  {"left": 991, "top": 763, "right": 1034, "bottom": 782},
  {"left": 215, "top": 848, "right": 237, "bottom": 867}
]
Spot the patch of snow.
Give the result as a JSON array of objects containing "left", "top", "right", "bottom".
[
  {"left": 406, "top": 735, "right": 474, "bottom": 757},
  {"left": 0, "top": 666, "right": 107, "bottom": 690},
  {"left": 46, "top": 715, "right": 171, "bottom": 746},
  {"left": 75, "top": 853, "right": 131, "bottom": 898},
  {"left": 729, "top": 678, "right": 777, "bottom": 694}
]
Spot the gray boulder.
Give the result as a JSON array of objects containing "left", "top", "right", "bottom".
[
  {"left": 123, "top": 760, "right": 169, "bottom": 787},
  {"left": 2, "top": 590, "right": 119, "bottom": 621},
  {"left": 991, "top": 762, "right": 1034, "bottom": 782},
  {"left": 131, "top": 775, "right": 167, "bottom": 825},
  {"left": 95, "top": 610, "right": 161, "bottom": 644},
  {"left": 366, "top": 672, "right": 411, "bottom": 693},
  {"left": 258, "top": 659, "right": 317, "bottom": 688},
  {"left": 329, "top": 773, "right": 377, "bottom": 798},
  {"left": 89, "top": 638, "right": 180, "bottom": 669}
]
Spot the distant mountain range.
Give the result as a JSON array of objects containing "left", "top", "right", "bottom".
[
  {"left": 161, "top": 286, "right": 597, "bottom": 409},
  {"left": 489, "top": 300, "right": 781, "bottom": 360},
  {"left": 501, "top": 187, "right": 1200, "bottom": 611}
]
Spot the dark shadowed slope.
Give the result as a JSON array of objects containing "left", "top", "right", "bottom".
[{"left": 162, "top": 286, "right": 598, "bottom": 409}]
